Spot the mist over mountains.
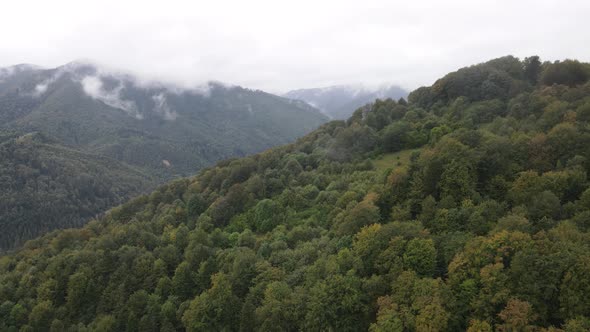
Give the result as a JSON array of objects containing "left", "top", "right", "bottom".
[
  {"left": 284, "top": 84, "right": 408, "bottom": 119},
  {"left": 1, "top": 0, "right": 590, "bottom": 329},
  {"left": 0, "top": 60, "right": 328, "bottom": 249},
  {"left": 0, "top": 61, "right": 327, "bottom": 177},
  {"left": 3, "top": 55, "right": 590, "bottom": 331}
]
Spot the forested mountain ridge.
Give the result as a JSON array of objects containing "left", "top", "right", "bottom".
[
  {"left": 0, "top": 61, "right": 328, "bottom": 178},
  {"left": 0, "top": 61, "right": 328, "bottom": 250},
  {"left": 2, "top": 56, "right": 590, "bottom": 331},
  {"left": 0, "top": 132, "right": 157, "bottom": 250}
]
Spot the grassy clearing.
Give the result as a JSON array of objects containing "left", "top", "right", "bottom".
[{"left": 373, "top": 148, "right": 420, "bottom": 172}]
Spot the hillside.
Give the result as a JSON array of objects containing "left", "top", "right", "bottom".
[
  {"left": 0, "top": 132, "right": 157, "bottom": 250},
  {"left": 284, "top": 84, "right": 407, "bottom": 119},
  {"left": 0, "top": 62, "right": 328, "bottom": 249},
  {"left": 2, "top": 56, "right": 590, "bottom": 331}
]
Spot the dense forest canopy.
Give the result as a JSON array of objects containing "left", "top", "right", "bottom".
[
  {"left": 0, "top": 132, "right": 156, "bottom": 250},
  {"left": 2, "top": 56, "right": 590, "bottom": 331}
]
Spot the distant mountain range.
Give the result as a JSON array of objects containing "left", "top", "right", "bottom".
[
  {"left": 0, "top": 61, "right": 328, "bottom": 249},
  {"left": 0, "top": 61, "right": 328, "bottom": 177},
  {"left": 284, "top": 84, "right": 408, "bottom": 119}
]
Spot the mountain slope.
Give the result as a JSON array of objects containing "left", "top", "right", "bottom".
[
  {"left": 0, "top": 62, "right": 329, "bottom": 178},
  {"left": 2, "top": 56, "right": 590, "bottom": 331},
  {"left": 284, "top": 84, "right": 407, "bottom": 119},
  {"left": 0, "top": 132, "right": 156, "bottom": 249},
  {"left": 0, "top": 62, "right": 328, "bottom": 249}
]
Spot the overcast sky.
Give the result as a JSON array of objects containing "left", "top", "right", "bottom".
[{"left": 1, "top": 0, "right": 589, "bottom": 93}]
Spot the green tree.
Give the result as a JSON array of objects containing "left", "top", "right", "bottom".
[
  {"left": 187, "top": 194, "right": 207, "bottom": 219},
  {"left": 403, "top": 238, "right": 437, "bottom": 276},
  {"left": 523, "top": 56, "right": 542, "bottom": 84},
  {"left": 28, "top": 301, "right": 54, "bottom": 331},
  {"left": 253, "top": 199, "right": 284, "bottom": 232},
  {"left": 255, "top": 282, "right": 298, "bottom": 331},
  {"left": 182, "top": 273, "right": 240, "bottom": 332},
  {"left": 172, "top": 262, "right": 195, "bottom": 301},
  {"left": 305, "top": 274, "right": 369, "bottom": 331},
  {"left": 336, "top": 197, "right": 381, "bottom": 236},
  {"left": 541, "top": 59, "right": 590, "bottom": 87},
  {"left": 559, "top": 256, "right": 590, "bottom": 318}
]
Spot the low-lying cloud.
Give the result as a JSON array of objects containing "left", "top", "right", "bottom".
[
  {"left": 22, "top": 62, "right": 198, "bottom": 120},
  {"left": 152, "top": 93, "right": 177, "bottom": 121},
  {"left": 33, "top": 74, "right": 62, "bottom": 97},
  {"left": 81, "top": 75, "right": 143, "bottom": 119}
]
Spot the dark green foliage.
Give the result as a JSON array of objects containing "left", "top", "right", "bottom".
[
  {"left": 252, "top": 199, "right": 285, "bottom": 232},
  {"left": 2, "top": 56, "right": 590, "bottom": 331},
  {"left": 0, "top": 133, "right": 155, "bottom": 250},
  {"left": 409, "top": 56, "right": 527, "bottom": 107},
  {"left": 402, "top": 238, "right": 436, "bottom": 276},
  {"left": 541, "top": 59, "right": 590, "bottom": 87},
  {"left": 523, "top": 56, "right": 542, "bottom": 84},
  {"left": 187, "top": 195, "right": 207, "bottom": 220}
]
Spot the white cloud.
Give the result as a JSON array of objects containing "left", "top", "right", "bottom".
[
  {"left": 152, "top": 93, "right": 177, "bottom": 121},
  {"left": 81, "top": 76, "right": 143, "bottom": 119},
  {"left": 33, "top": 83, "right": 48, "bottom": 95},
  {"left": 19, "top": 60, "right": 209, "bottom": 119},
  {"left": 0, "top": 0, "right": 589, "bottom": 93},
  {"left": 32, "top": 72, "right": 63, "bottom": 97}
]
